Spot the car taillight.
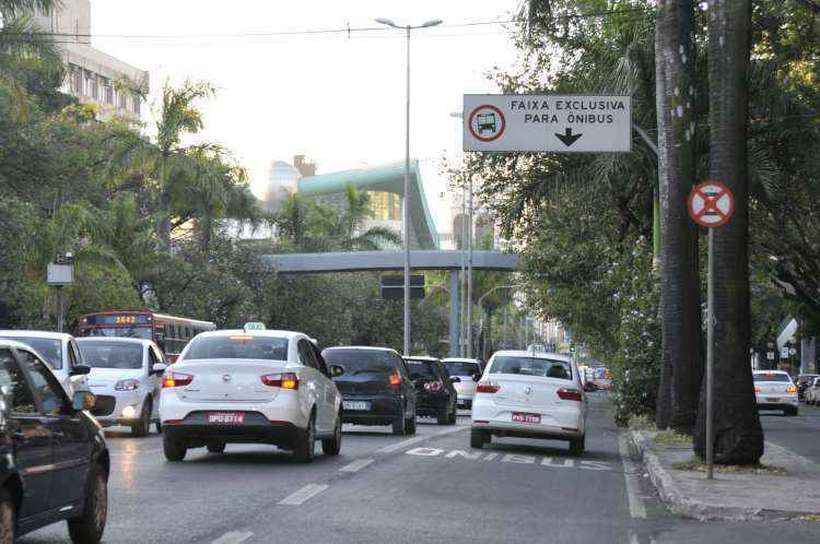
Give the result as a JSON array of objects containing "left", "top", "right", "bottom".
[
  {"left": 786, "top": 385, "right": 797, "bottom": 394},
  {"left": 389, "top": 371, "right": 402, "bottom": 390},
  {"left": 557, "top": 388, "right": 582, "bottom": 401},
  {"left": 476, "top": 382, "right": 500, "bottom": 394},
  {"left": 163, "top": 372, "right": 193, "bottom": 388},
  {"left": 260, "top": 372, "right": 299, "bottom": 390},
  {"left": 424, "top": 380, "right": 443, "bottom": 393}
]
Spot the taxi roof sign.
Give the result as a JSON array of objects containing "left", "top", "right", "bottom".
[{"left": 243, "top": 322, "right": 266, "bottom": 331}]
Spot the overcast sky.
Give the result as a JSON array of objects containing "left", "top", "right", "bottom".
[{"left": 90, "top": 0, "right": 521, "bottom": 231}]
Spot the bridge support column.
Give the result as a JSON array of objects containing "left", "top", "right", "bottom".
[{"left": 449, "top": 271, "right": 460, "bottom": 357}]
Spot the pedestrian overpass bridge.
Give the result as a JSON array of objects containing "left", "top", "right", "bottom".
[{"left": 261, "top": 250, "right": 520, "bottom": 356}]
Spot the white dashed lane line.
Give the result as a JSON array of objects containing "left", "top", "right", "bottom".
[
  {"left": 211, "top": 530, "right": 253, "bottom": 544},
  {"left": 339, "top": 458, "right": 374, "bottom": 473},
  {"left": 277, "top": 483, "right": 329, "bottom": 506}
]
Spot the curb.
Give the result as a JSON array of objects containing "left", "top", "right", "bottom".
[{"left": 627, "top": 431, "right": 815, "bottom": 522}]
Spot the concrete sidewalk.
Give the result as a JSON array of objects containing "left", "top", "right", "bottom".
[{"left": 628, "top": 430, "right": 820, "bottom": 521}]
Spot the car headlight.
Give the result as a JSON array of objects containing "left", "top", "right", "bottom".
[{"left": 115, "top": 378, "right": 141, "bottom": 391}]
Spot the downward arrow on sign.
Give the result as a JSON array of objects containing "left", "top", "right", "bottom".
[{"left": 555, "top": 128, "right": 583, "bottom": 147}]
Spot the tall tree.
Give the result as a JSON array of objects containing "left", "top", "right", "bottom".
[
  {"left": 694, "top": 0, "right": 763, "bottom": 464},
  {"left": 654, "top": 0, "right": 703, "bottom": 434}
]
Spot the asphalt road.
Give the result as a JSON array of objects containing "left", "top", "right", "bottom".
[{"left": 20, "top": 395, "right": 820, "bottom": 544}]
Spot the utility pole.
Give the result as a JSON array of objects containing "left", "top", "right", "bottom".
[{"left": 466, "top": 173, "right": 474, "bottom": 357}]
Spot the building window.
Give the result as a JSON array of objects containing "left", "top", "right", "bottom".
[
  {"left": 89, "top": 73, "right": 99, "bottom": 100},
  {"left": 118, "top": 90, "right": 127, "bottom": 111},
  {"left": 132, "top": 93, "right": 141, "bottom": 115},
  {"left": 70, "top": 66, "right": 82, "bottom": 95},
  {"left": 103, "top": 79, "right": 114, "bottom": 105}
]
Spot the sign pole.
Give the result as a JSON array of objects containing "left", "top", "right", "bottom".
[{"left": 705, "top": 228, "right": 715, "bottom": 480}]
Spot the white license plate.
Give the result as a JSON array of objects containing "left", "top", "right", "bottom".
[
  {"left": 343, "top": 401, "right": 370, "bottom": 411},
  {"left": 766, "top": 397, "right": 780, "bottom": 403},
  {"left": 206, "top": 412, "right": 245, "bottom": 425},
  {"left": 512, "top": 412, "right": 541, "bottom": 424}
]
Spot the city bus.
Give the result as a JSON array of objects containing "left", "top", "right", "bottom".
[{"left": 76, "top": 310, "right": 216, "bottom": 361}]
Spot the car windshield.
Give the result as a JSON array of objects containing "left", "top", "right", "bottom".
[
  {"left": 443, "top": 361, "right": 481, "bottom": 376},
  {"left": 184, "top": 335, "right": 288, "bottom": 361},
  {"left": 489, "top": 356, "right": 573, "bottom": 381},
  {"left": 753, "top": 373, "right": 791, "bottom": 382},
  {"left": 323, "top": 350, "right": 396, "bottom": 375},
  {"left": 78, "top": 341, "right": 143, "bottom": 369},
  {"left": 405, "top": 359, "right": 437, "bottom": 380},
  {"left": 0, "top": 337, "right": 62, "bottom": 370}
]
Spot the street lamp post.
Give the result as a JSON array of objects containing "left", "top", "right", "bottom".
[{"left": 376, "top": 17, "right": 442, "bottom": 356}]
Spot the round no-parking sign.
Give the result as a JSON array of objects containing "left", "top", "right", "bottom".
[
  {"left": 467, "top": 104, "right": 505, "bottom": 142},
  {"left": 687, "top": 181, "right": 735, "bottom": 228}
]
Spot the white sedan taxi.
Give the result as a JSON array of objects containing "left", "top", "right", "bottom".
[
  {"left": 159, "top": 328, "right": 342, "bottom": 462},
  {"left": 471, "top": 350, "right": 587, "bottom": 455}
]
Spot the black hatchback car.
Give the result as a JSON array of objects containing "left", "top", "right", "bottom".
[
  {"left": 403, "top": 356, "right": 458, "bottom": 425},
  {"left": 0, "top": 340, "right": 109, "bottom": 544},
  {"left": 324, "top": 347, "right": 417, "bottom": 435}
]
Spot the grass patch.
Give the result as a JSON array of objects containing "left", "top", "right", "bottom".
[
  {"left": 672, "top": 457, "right": 787, "bottom": 476},
  {"left": 653, "top": 429, "right": 692, "bottom": 447},
  {"left": 628, "top": 414, "right": 657, "bottom": 431}
]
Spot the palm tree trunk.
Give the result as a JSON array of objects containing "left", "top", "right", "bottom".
[
  {"left": 654, "top": 0, "right": 703, "bottom": 434},
  {"left": 693, "top": 0, "right": 763, "bottom": 464}
]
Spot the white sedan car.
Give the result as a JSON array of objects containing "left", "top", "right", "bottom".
[
  {"left": 442, "top": 358, "right": 483, "bottom": 409},
  {"left": 77, "top": 337, "right": 167, "bottom": 436},
  {"left": 471, "top": 350, "right": 587, "bottom": 454},
  {"left": 753, "top": 370, "right": 798, "bottom": 416},
  {"left": 806, "top": 377, "right": 820, "bottom": 405},
  {"left": 160, "top": 329, "right": 342, "bottom": 462},
  {"left": 0, "top": 330, "right": 89, "bottom": 395}
]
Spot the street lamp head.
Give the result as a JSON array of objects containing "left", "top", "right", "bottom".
[
  {"left": 421, "top": 19, "right": 443, "bottom": 28},
  {"left": 375, "top": 17, "right": 398, "bottom": 28}
]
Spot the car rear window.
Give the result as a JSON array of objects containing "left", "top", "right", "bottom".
[
  {"left": 323, "top": 349, "right": 397, "bottom": 374},
  {"left": 443, "top": 361, "right": 481, "bottom": 376},
  {"left": 0, "top": 337, "right": 63, "bottom": 370},
  {"left": 183, "top": 335, "right": 288, "bottom": 361},
  {"left": 78, "top": 341, "right": 143, "bottom": 369},
  {"left": 489, "top": 356, "right": 573, "bottom": 381},
  {"left": 405, "top": 360, "right": 437, "bottom": 380},
  {"left": 753, "top": 373, "right": 791, "bottom": 382}
]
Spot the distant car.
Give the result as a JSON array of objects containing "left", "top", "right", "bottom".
[
  {"left": 403, "top": 356, "right": 458, "bottom": 425},
  {"left": 0, "top": 339, "right": 109, "bottom": 544},
  {"left": 0, "top": 330, "right": 89, "bottom": 396},
  {"left": 323, "top": 346, "right": 417, "bottom": 435},
  {"left": 753, "top": 370, "right": 798, "bottom": 416},
  {"left": 471, "top": 350, "right": 587, "bottom": 455},
  {"left": 160, "top": 329, "right": 342, "bottom": 462},
  {"left": 77, "top": 337, "right": 167, "bottom": 436},
  {"left": 441, "top": 358, "right": 482, "bottom": 409},
  {"left": 796, "top": 374, "right": 820, "bottom": 402},
  {"left": 805, "top": 377, "right": 820, "bottom": 405}
]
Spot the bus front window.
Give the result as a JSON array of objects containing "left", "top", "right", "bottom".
[{"left": 87, "top": 326, "right": 152, "bottom": 340}]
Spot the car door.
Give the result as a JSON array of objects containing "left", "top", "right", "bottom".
[
  {"left": 147, "top": 345, "right": 164, "bottom": 420},
  {"left": 296, "top": 340, "right": 326, "bottom": 432},
  {"left": 0, "top": 348, "right": 53, "bottom": 520},
  {"left": 396, "top": 355, "right": 415, "bottom": 417},
  {"left": 312, "top": 344, "right": 339, "bottom": 427},
  {"left": 16, "top": 348, "right": 92, "bottom": 510}
]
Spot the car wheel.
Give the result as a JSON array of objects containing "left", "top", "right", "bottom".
[
  {"left": 0, "top": 488, "right": 14, "bottom": 544},
  {"left": 392, "top": 409, "right": 407, "bottom": 435},
  {"left": 322, "top": 412, "right": 342, "bottom": 456},
  {"left": 470, "top": 429, "right": 487, "bottom": 449},
  {"left": 447, "top": 404, "right": 457, "bottom": 425},
  {"left": 293, "top": 412, "right": 316, "bottom": 463},
  {"left": 206, "top": 442, "right": 226, "bottom": 454},
  {"left": 405, "top": 414, "right": 417, "bottom": 435},
  {"left": 786, "top": 407, "right": 798, "bottom": 417},
  {"left": 163, "top": 434, "right": 187, "bottom": 462},
  {"left": 569, "top": 435, "right": 586, "bottom": 456},
  {"left": 436, "top": 406, "right": 450, "bottom": 425},
  {"left": 68, "top": 463, "right": 107, "bottom": 544},
  {"left": 131, "top": 398, "right": 151, "bottom": 437}
]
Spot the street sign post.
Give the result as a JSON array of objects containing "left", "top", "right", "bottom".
[
  {"left": 688, "top": 181, "right": 735, "bottom": 481},
  {"left": 463, "top": 94, "right": 632, "bottom": 153}
]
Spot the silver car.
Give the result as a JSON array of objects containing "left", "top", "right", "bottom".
[
  {"left": 0, "top": 330, "right": 89, "bottom": 395},
  {"left": 77, "top": 337, "right": 167, "bottom": 436},
  {"left": 752, "top": 370, "right": 798, "bottom": 416},
  {"left": 442, "top": 358, "right": 482, "bottom": 409}
]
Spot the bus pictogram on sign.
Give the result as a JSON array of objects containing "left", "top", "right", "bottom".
[
  {"left": 468, "top": 104, "right": 505, "bottom": 142},
  {"left": 687, "top": 181, "right": 735, "bottom": 228}
]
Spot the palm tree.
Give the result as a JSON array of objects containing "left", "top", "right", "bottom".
[{"left": 693, "top": 0, "right": 763, "bottom": 465}]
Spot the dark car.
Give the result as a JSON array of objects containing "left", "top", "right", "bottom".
[
  {"left": 796, "top": 374, "right": 820, "bottom": 401},
  {"left": 403, "top": 356, "right": 458, "bottom": 425},
  {"left": 0, "top": 340, "right": 108, "bottom": 544},
  {"left": 323, "top": 347, "right": 416, "bottom": 435}
]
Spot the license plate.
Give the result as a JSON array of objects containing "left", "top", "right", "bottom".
[
  {"left": 206, "top": 412, "right": 245, "bottom": 425},
  {"left": 343, "top": 401, "right": 370, "bottom": 411},
  {"left": 512, "top": 412, "right": 541, "bottom": 424},
  {"left": 766, "top": 397, "right": 780, "bottom": 403}
]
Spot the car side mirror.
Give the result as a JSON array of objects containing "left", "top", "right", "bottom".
[
  {"left": 151, "top": 363, "right": 167, "bottom": 376},
  {"left": 450, "top": 376, "right": 461, "bottom": 383},
  {"left": 330, "top": 365, "right": 344, "bottom": 378},
  {"left": 72, "top": 390, "right": 96, "bottom": 411},
  {"left": 70, "top": 365, "right": 91, "bottom": 376}
]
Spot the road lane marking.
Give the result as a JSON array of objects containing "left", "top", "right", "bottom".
[
  {"left": 211, "top": 531, "right": 253, "bottom": 544},
  {"left": 278, "top": 484, "right": 329, "bottom": 506},
  {"left": 402, "top": 447, "right": 614, "bottom": 471},
  {"left": 339, "top": 458, "right": 374, "bottom": 473},
  {"left": 375, "top": 426, "right": 465, "bottom": 454},
  {"left": 619, "top": 435, "right": 647, "bottom": 519}
]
